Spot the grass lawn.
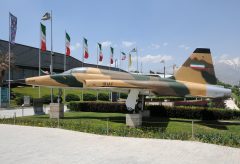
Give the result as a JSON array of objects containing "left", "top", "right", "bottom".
[
  {"left": 10, "top": 86, "right": 111, "bottom": 107},
  {"left": 2, "top": 111, "right": 239, "bottom": 147}
]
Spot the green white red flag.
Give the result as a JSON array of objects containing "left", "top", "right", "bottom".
[
  {"left": 65, "top": 32, "right": 70, "bottom": 56},
  {"left": 110, "top": 47, "right": 114, "bottom": 64},
  {"left": 128, "top": 54, "right": 132, "bottom": 67},
  {"left": 121, "top": 52, "right": 126, "bottom": 60},
  {"left": 130, "top": 48, "right": 137, "bottom": 53},
  {"left": 83, "top": 38, "right": 89, "bottom": 59},
  {"left": 40, "top": 23, "right": 46, "bottom": 51},
  {"left": 98, "top": 43, "right": 103, "bottom": 61}
]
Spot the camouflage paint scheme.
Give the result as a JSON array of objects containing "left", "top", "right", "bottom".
[{"left": 23, "top": 48, "right": 231, "bottom": 98}]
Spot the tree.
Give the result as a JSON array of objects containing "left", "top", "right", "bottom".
[{"left": 0, "top": 52, "right": 15, "bottom": 86}]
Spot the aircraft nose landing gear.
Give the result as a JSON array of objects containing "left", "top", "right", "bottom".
[
  {"left": 126, "top": 89, "right": 139, "bottom": 113},
  {"left": 126, "top": 89, "right": 145, "bottom": 113}
]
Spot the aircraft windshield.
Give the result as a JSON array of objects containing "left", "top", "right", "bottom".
[{"left": 63, "top": 67, "right": 87, "bottom": 74}]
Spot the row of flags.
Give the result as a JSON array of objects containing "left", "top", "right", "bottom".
[
  {"left": 9, "top": 12, "right": 136, "bottom": 67},
  {"left": 40, "top": 23, "right": 135, "bottom": 66}
]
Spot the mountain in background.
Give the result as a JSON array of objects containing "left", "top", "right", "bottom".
[{"left": 214, "top": 56, "right": 240, "bottom": 86}]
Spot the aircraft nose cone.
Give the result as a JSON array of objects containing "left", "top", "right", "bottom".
[{"left": 224, "top": 88, "right": 232, "bottom": 98}]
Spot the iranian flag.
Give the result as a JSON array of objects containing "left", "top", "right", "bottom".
[
  {"left": 40, "top": 23, "right": 46, "bottom": 51},
  {"left": 65, "top": 32, "right": 70, "bottom": 56},
  {"left": 110, "top": 47, "right": 114, "bottom": 64},
  {"left": 121, "top": 52, "right": 126, "bottom": 60},
  {"left": 98, "top": 43, "right": 103, "bottom": 61},
  {"left": 128, "top": 54, "right": 132, "bottom": 67},
  {"left": 83, "top": 38, "right": 89, "bottom": 59},
  {"left": 190, "top": 61, "right": 205, "bottom": 70}
]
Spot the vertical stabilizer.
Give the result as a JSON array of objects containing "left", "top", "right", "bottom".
[{"left": 175, "top": 48, "right": 217, "bottom": 85}]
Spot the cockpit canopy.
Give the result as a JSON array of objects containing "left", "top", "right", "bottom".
[{"left": 63, "top": 67, "right": 88, "bottom": 74}]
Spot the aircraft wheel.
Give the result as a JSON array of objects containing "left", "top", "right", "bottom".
[
  {"left": 136, "top": 102, "right": 142, "bottom": 110},
  {"left": 127, "top": 107, "right": 134, "bottom": 112}
]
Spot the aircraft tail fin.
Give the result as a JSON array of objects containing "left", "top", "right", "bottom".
[{"left": 174, "top": 48, "right": 217, "bottom": 85}]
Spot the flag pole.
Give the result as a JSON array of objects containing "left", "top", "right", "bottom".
[
  {"left": 97, "top": 44, "right": 99, "bottom": 68},
  {"left": 119, "top": 50, "right": 121, "bottom": 71},
  {"left": 64, "top": 30, "right": 66, "bottom": 102},
  {"left": 128, "top": 54, "right": 130, "bottom": 72},
  {"left": 136, "top": 47, "right": 139, "bottom": 73},
  {"left": 82, "top": 37, "right": 84, "bottom": 67},
  {"left": 64, "top": 30, "right": 66, "bottom": 71},
  {"left": 81, "top": 37, "right": 84, "bottom": 101},
  {"left": 50, "top": 10, "right": 53, "bottom": 103},
  {"left": 38, "top": 23, "right": 41, "bottom": 98},
  {"left": 96, "top": 44, "right": 99, "bottom": 101},
  {"left": 8, "top": 13, "right": 11, "bottom": 107},
  {"left": 109, "top": 47, "right": 110, "bottom": 70}
]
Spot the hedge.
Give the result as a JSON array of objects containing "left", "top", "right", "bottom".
[
  {"left": 41, "top": 95, "right": 58, "bottom": 104},
  {"left": 98, "top": 93, "right": 109, "bottom": 101},
  {"left": 120, "top": 93, "right": 128, "bottom": 99},
  {"left": 15, "top": 96, "right": 33, "bottom": 105},
  {"left": 83, "top": 93, "right": 97, "bottom": 101},
  {"left": 65, "top": 94, "right": 80, "bottom": 102},
  {"left": 68, "top": 101, "right": 240, "bottom": 120},
  {"left": 147, "top": 105, "right": 240, "bottom": 120},
  {"left": 68, "top": 101, "right": 128, "bottom": 113}
]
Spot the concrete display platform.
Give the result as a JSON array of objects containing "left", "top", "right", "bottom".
[{"left": 0, "top": 125, "right": 239, "bottom": 164}]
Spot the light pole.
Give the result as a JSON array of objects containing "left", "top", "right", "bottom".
[
  {"left": 42, "top": 11, "right": 53, "bottom": 103},
  {"left": 160, "top": 60, "right": 165, "bottom": 78}
]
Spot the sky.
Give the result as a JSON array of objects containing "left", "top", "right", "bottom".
[{"left": 1, "top": 0, "right": 240, "bottom": 74}]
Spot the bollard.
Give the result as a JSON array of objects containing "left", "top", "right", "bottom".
[
  {"left": 58, "top": 118, "right": 60, "bottom": 128},
  {"left": 21, "top": 104, "right": 24, "bottom": 117},
  {"left": 14, "top": 112, "right": 16, "bottom": 125},
  {"left": 192, "top": 120, "right": 194, "bottom": 139},
  {"left": 106, "top": 118, "right": 109, "bottom": 135}
]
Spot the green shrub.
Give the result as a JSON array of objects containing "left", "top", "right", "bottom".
[
  {"left": 15, "top": 96, "right": 24, "bottom": 105},
  {"left": 65, "top": 94, "right": 80, "bottom": 102},
  {"left": 68, "top": 101, "right": 127, "bottom": 113},
  {"left": 98, "top": 93, "right": 109, "bottom": 101},
  {"left": 15, "top": 96, "right": 33, "bottom": 105},
  {"left": 147, "top": 105, "right": 240, "bottom": 120},
  {"left": 41, "top": 95, "right": 58, "bottom": 104},
  {"left": 120, "top": 93, "right": 128, "bottom": 99},
  {"left": 83, "top": 93, "right": 97, "bottom": 101},
  {"left": 68, "top": 101, "right": 240, "bottom": 120}
]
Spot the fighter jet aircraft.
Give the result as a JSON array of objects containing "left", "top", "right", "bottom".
[{"left": 17, "top": 48, "right": 231, "bottom": 110}]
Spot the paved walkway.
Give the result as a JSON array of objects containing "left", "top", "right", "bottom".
[{"left": 0, "top": 125, "right": 239, "bottom": 164}]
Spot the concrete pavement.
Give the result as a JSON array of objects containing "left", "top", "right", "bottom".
[{"left": 0, "top": 125, "right": 239, "bottom": 164}]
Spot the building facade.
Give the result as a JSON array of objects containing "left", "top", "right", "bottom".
[{"left": 0, "top": 39, "right": 122, "bottom": 83}]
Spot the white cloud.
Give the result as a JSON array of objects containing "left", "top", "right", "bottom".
[
  {"left": 218, "top": 54, "right": 240, "bottom": 68},
  {"left": 149, "top": 42, "right": 168, "bottom": 49},
  {"left": 151, "top": 43, "right": 161, "bottom": 49},
  {"left": 132, "top": 54, "right": 173, "bottom": 63},
  {"left": 101, "top": 41, "right": 112, "bottom": 48},
  {"left": 178, "top": 44, "right": 190, "bottom": 50},
  {"left": 163, "top": 42, "right": 168, "bottom": 46},
  {"left": 70, "top": 42, "right": 81, "bottom": 51},
  {"left": 122, "top": 41, "right": 136, "bottom": 48}
]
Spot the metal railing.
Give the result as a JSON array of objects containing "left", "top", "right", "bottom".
[{"left": 0, "top": 115, "right": 239, "bottom": 147}]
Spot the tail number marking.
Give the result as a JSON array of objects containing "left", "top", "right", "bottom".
[{"left": 103, "top": 82, "right": 113, "bottom": 87}]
